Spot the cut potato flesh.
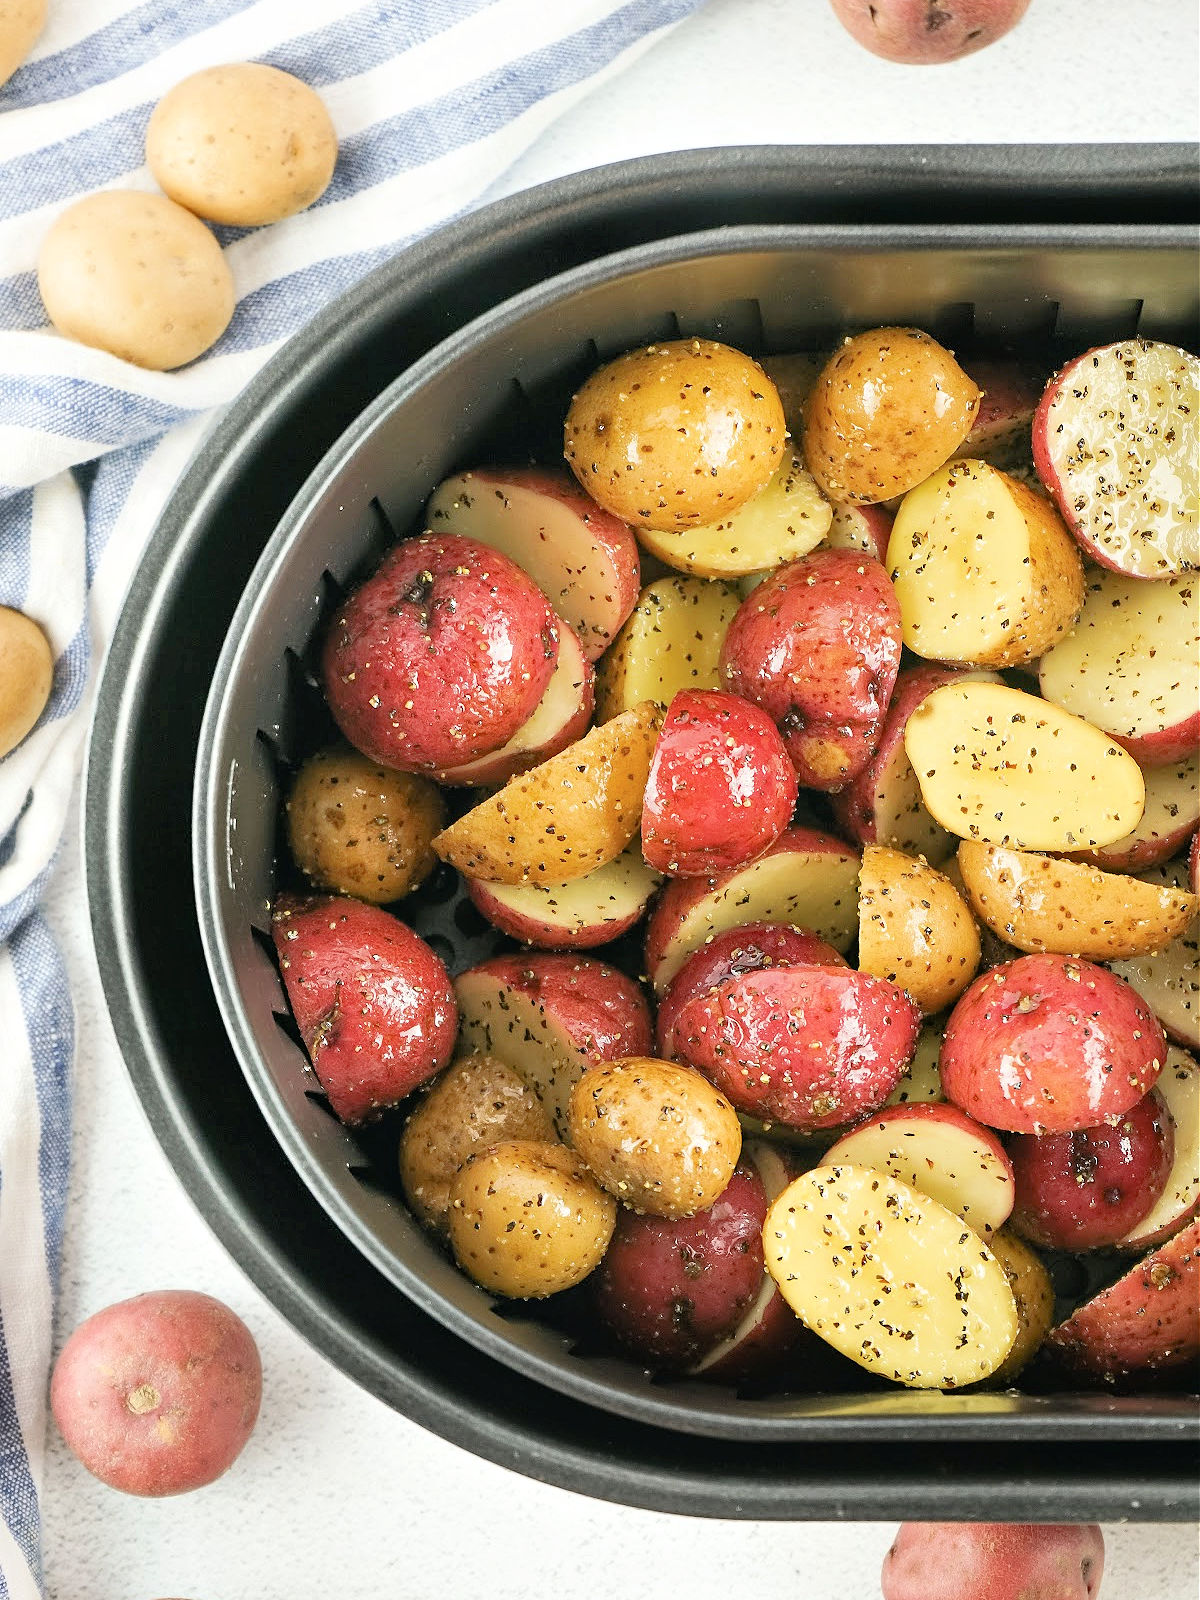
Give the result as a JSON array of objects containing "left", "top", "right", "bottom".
[
  {"left": 884, "top": 1025, "right": 945, "bottom": 1107},
  {"left": 594, "top": 575, "right": 740, "bottom": 722},
  {"left": 887, "top": 460, "right": 1084, "bottom": 668},
  {"left": 455, "top": 974, "right": 589, "bottom": 1137},
  {"left": 1118, "top": 1046, "right": 1200, "bottom": 1251},
  {"left": 763, "top": 1164, "right": 1018, "bottom": 1389},
  {"left": 466, "top": 846, "right": 660, "bottom": 949},
  {"left": 635, "top": 449, "right": 831, "bottom": 578},
  {"left": 434, "top": 703, "right": 660, "bottom": 885},
  {"left": 904, "top": 681, "right": 1146, "bottom": 851},
  {"left": 1038, "top": 568, "right": 1200, "bottom": 756},
  {"left": 1070, "top": 753, "right": 1200, "bottom": 873},
  {"left": 1111, "top": 861, "right": 1199, "bottom": 1052},
  {"left": 957, "top": 841, "right": 1197, "bottom": 961}
]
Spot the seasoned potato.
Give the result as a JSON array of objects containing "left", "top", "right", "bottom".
[
  {"left": 957, "top": 841, "right": 1197, "bottom": 961},
  {"left": 804, "top": 328, "right": 980, "bottom": 504},
  {"left": 447, "top": 1140, "right": 615, "bottom": 1298},
  {"left": 0, "top": 0, "right": 44, "bottom": 88},
  {"left": 760, "top": 351, "right": 826, "bottom": 437},
  {"left": 887, "top": 460, "right": 1085, "bottom": 668},
  {"left": 285, "top": 746, "right": 443, "bottom": 903},
  {"left": 883, "top": 1024, "right": 946, "bottom": 1107},
  {"left": 1110, "top": 861, "right": 1200, "bottom": 1052},
  {"left": 467, "top": 846, "right": 661, "bottom": 951},
  {"left": 858, "top": 845, "right": 981, "bottom": 1015},
  {"left": 904, "top": 681, "right": 1146, "bottom": 851},
  {"left": 0, "top": 605, "right": 52, "bottom": 759},
  {"left": 595, "top": 574, "right": 740, "bottom": 723},
  {"left": 568, "top": 1058, "right": 742, "bottom": 1217},
  {"left": 398, "top": 1056, "right": 556, "bottom": 1234},
  {"left": 563, "top": 339, "right": 787, "bottom": 532},
  {"left": 985, "top": 1231, "right": 1056, "bottom": 1385},
  {"left": 433, "top": 702, "right": 661, "bottom": 885}
]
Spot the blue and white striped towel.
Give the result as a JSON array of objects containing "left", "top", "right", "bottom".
[{"left": 0, "top": 2, "right": 702, "bottom": 1589}]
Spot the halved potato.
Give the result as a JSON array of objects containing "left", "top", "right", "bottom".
[
  {"left": 433, "top": 703, "right": 660, "bottom": 885},
  {"left": 884, "top": 1024, "right": 946, "bottom": 1107},
  {"left": 1111, "top": 861, "right": 1199, "bottom": 1052},
  {"left": 957, "top": 841, "right": 1197, "bottom": 961},
  {"left": 857, "top": 845, "right": 981, "bottom": 1015},
  {"left": 887, "top": 459, "right": 1084, "bottom": 668},
  {"left": 466, "top": 846, "right": 661, "bottom": 950},
  {"left": 986, "top": 1231, "right": 1056, "bottom": 1385},
  {"left": 594, "top": 575, "right": 740, "bottom": 722},
  {"left": 904, "top": 681, "right": 1146, "bottom": 851}
]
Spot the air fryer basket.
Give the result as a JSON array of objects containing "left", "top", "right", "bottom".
[{"left": 196, "top": 223, "right": 1199, "bottom": 1441}]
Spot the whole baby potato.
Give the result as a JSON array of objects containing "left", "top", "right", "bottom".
[
  {"left": 146, "top": 63, "right": 338, "bottom": 226},
  {"left": 830, "top": 0, "right": 1033, "bottom": 65},
  {"left": 804, "top": 327, "right": 980, "bottom": 503},
  {"left": 564, "top": 339, "right": 787, "bottom": 532},
  {"left": 0, "top": 0, "right": 45, "bottom": 87},
  {"left": 50, "top": 1290, "right": 261, "bottom": 1496},
  {"left": 0, "top": 605, "right": 52, "bottom": 758},
  {"left": 568, "top": 1057, "right": 742, "bottom": 1217},
  {"left": 448, "top": 1140, "right": 616, "bottom": 1298},
  {"left": 38, "top": 191, "right": 234, "bottom": 370},
  {"left": 286, "top": 745, "right": 444, "bottom": 903}
]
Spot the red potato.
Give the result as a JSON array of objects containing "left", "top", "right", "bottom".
[
  {"left": 425, "top": 468, "right": 640, "bottom": 660},
  {"left": 953, "top": 360, "right": 1043, "bottom": 467},
  {"left": 655, "top": 921, "right": 847, "bottom": 1061},
  {"left": 939, "top": 953, "right": 1166, "bottom": 1135},
  {"left": 1046, "top": 1216, "right": 1200, "bottom": 1379},
  {"left": 1069, "top": 753, "right": 1199, "bottom": 873},
  {"left": 466, "top": 846, "right": 660, "bottom": 951},
  {"left": 824, "top": 502, "right": 893, "bottom": 563},
  {"left": 51, "top": 1291, "right": 261, "bottom": 1497},
  {"left": 322, "top": 532, "right": 559, "bottom": 772},
  {"left": 1111, "top": 861, "right": 1200, "bottom": 1052},
  {"left": 881, "top": 1523, "right": 1104, "bottom": 1600},
  {"left": 675, "top": 965, "right": 921, "bottom": 1131},
  {"left": 641, "top": 689, "right": 798, "bottom": 876},
  {"left": 1033, "top": 338, "right": 1199, "bottom": 579},
  {"left": 1118, "top": 1047, "right": 1200, "bottom": 1251},
  {"left": 272, "top": 893, "right": 457, "bottom": 1124},
  {"left": 1009, "top": 1090, "right": 1174, "bottom": 1250},
  {"left": 644, "top": 824, "right": 860, "bottom": 993},
  {"left": 1191, "top": 828, "right": 1199, "bottom": 894},
  {"left": 720, "top": 549, "right": 902, "bottom": 791}
]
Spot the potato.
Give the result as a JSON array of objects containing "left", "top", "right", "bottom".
[
  {"left": 467, "top": 846, "right": 661, "bottom": 951},
  {"left": 881, "top": 1522, "right": 1103, "bottom": 1600},
  {"left": 38, "top": 191, "right": 234, "bottom": 370},
  {"left": 50, "top": 1290, "right": 261, "bottom": 1496},
  {"left": 887, "top": 460, "right": 1084, "bottom": 668},
  {"left": 563, "top": 338, "right": 787, "bottom": 532},
  {"left": 1068, "top": 752, "right": 1200, "bottom": 874},
  {"left": 762, "top": 1165, "right": 1018, "bottom": 1388},
  {"left": 986, "top": 1231, "right": 1056, "bottom": 1384},
  {"left": 858, "top": 845, "right": 981, "bottom": 1014},
  {"left": 904, "top": 681, "right": 1146, "bottom": 851},
  {"left": 830, "top": 0, "right": 1033, "bottom": 64},
  {"left": 433, "top": 702, "right": 660, "bottom": 885},
  {"left": 595, "top": 574, "right": 740, "bottom": 723},
  {"left": 398, "top": 1055, "right": 556, "bottom": 1234},
  {"left": 1110, "top": 861, "right": 1200, "bottom": 1051},
  {"left": 956, "top": 840, "right": 1197, "bottom": 961},
  {"left": 146, "top": 64, "right": 338, "bottom": 226},
  {"left": 633, "top": 449, "right": 831, "bottom": 578},
  {"left": 0, "top": 0, "right": 43, "bottom": 86},
  {"left": 803, "top": 328, "right": 980, "bottom": 504},
  {"left": 285, "top": 746, "right": 443, "bottom": 903},
  {"left": 568, "top": 1057, "right": 742, "bottom": 1217},
  {"left": 884, "top": 1023, "right": 946, "bottom": 1107},
  {"left": 1118, "top": 1046, "right": 1200, "bottom": 1251},
  {"left": 447, "top": 1141, "right": 615, "bottom": 1299},
  {"left": 759, "top": 351, "right": 826, "bottom": 436},
  {"left": 0, "top": 605, "right": 52, "bottom": 758}
]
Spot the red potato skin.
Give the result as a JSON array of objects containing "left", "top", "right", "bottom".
[
  {"left": 826, "top": 502, "right": 893, "bottom": 562},
  {"left": 641, "top": 690, "right": 798, "bottom": 876},
  {"left": 940, "top": 954, "right": 1167, "bottom": 1135},
  {"left": 272, "top": 893, "right": 458, "bottom": 1124},
  {"left": 50, "top": 1291, "right": 261, "bottom": 1497},
  {"left": 656, "top": 922, "right": 847, "bottom": 1060},
  {"left": 719, "top": 549, "right": 902, "bottom": 792},
  {"left": 322, "top": 531, "right": 559, "bottom": 772},
  {"left": 463, "top": 952, "right": 653, "bottom": 1060},
  {"left": 465, "top": 875, "right": 648, "bottom": 952},
  {"left": 1112, "top": 715, "right": 1200, "bottom": 772},
  {"left": 675, "top": 965, "right": 921, "bottom": 1131},
  {"left": 830, "top": 0, "right": 1033, "bottom": 65},
  {"left": 1191, "top": 828, "right": 1200, "bottom": 893},
  {"left": 956, "top": 360, "right": 1042, "bottom": 467},
  {"left": 1009, "top": 1089, "right": 1175, "bottom": 1251},
  {"left": 881, "top": 1523, "right": 1104, "bottom": 1600}
]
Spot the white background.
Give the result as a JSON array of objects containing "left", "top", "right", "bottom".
[{"left": 41, "top": 0, "right": 1200, "bottom": 1595}]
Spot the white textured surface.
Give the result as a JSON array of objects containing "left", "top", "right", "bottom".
[{"left": 40, "top": 0, "right": 1200, "bottom": 1593}]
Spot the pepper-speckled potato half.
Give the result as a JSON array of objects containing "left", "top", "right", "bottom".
[{"left": 594, "top": 574, "right": 741, "bottom": 722}]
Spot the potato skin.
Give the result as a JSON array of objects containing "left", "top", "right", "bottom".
[
  {"left": 804, "top": 327, "right": 980, "bottom": 503},
  {"left": 858, "top": 845, "right": 981, "bottom": 1015},
  {"left": 881, "top": 1523, "right": 1104, "bottom": 1600},
  {"left": 286, "top": 746, "right": 443, "bottom": 903},
  {"left": 564, "top": 339, "right": 786, "bottom": 532},
  {"left": 0, "top": 605, "right": 52, "bottom": 758},
  {"left": 0, "top": 0, "right": 44, "bottom": 88},
  {"left": 448, "top": 1140, "right": 615, "bottom": 1298},
  {"left": 50, "top": 1291, "right": 261, "bottom": 1496},
  {"left": 569, "top": 1057, "right": 742, "bottom": 1217},
  {"left": 986, "top": 1231, "right": 1056, "bottom": 1384}
]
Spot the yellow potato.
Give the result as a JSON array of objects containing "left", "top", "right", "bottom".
[
  {"left": 883, "top": 1024, "right": 946, "bottom": 1107},
  {"left": 956, "top": 840, "right": 1197, "bottom": 961},
  {"left": 447, "top": 1141, "right": 615, "bottom": 1298},
  {"left": 563, "top": 339, "right": 786, "bottom": 532},
  {"left": 147, "top": 64, "right": 338, "bottom": 226},
  {"left": 804, "top": 327, "right": 980, "bottom": 504},
  {"left": 858, "top": 845, "right": 981, "bottom": 1015},
  {"left": 634, "top": 449, "right": 831, "bottom": 578},
  {"left": 904, "top": 681, "right": 1146, "bottom": 851},
  {"left": 887, "top": 460, "right": 1085, "bottom": 668},
  {"left": 985, "top": 1231, "right": 1055, "bottom": 1385},
  {"left": 568, "top": 1058, "right": 741, "bottom": 1217},
  {"left": 399, "top": 1056, "right": 556, "bottom": 1234},
  {"left": 433, "top": 702, "right": 660, "bottom": 885},
  {"left": 38, "top": 191, "right": 233, "bottom": 370},
  {"left": 0, "top": 606, "right": 52, "bottom": 759},
  {"left": 760, "top": 351, "right": 826, "bottom": 438},
  {"left": 0, "top": 0, "right": 44, "bottom": 87},
  {"left": 594, "top": 575, "right": 740, "bottom": 722},
  {"left": 286, "top": 746, "right": 444, "bottom": 903}
]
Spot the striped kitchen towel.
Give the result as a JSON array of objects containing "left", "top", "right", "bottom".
[{"left": 0, "top": 1, "right": 703, "bottom": 1591}]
